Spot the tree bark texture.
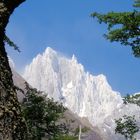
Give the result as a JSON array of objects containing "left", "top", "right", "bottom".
[{"left": 0, "top": 0, "right": 27, "bottom": 139}]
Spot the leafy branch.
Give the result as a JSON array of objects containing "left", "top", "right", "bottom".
[{"left": 4, "top": 35, "right": 21, "bottom": 52}]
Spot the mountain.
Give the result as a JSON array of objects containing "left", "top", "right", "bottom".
[
  {"left": 12, "top": 69, "right": 103, "bottom": 140},
  {"left": 23, "top": 47, "right": 140, "bottom": 140}
]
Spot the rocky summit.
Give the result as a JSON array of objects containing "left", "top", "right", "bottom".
[{"left": 22, "top": 47, "right": 140, "bottom": 140}]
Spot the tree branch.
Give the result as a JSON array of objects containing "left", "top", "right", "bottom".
[{"left": 0, "top": 0, "right": 26, "bottom": 30}]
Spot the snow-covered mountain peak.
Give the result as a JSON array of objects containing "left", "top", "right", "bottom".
[
  {"left": 71, "top": 54, "right": 77, "bottom": 63},
  {"left": 23, "top": 47, "right": 122, "bottom": 120},
  {"left": 23, "top": 47, "right": 140, "bottom": 140},
  {"left": 44, "top": 47, "right": 57, "bottom": 56}
]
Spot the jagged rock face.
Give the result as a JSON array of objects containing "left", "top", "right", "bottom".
[
  {"left": 12, "top": 70, "right": 103, "bottom": 140},
  {"left": 23, "top": 47, "right": 122, "bottom": 124},
  {"left": 23, "top": 47, "right": 140, "bottom": 140}
]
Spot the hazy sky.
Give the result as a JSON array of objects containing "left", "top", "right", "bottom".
[{"left": 6, "top": 0, "right": 140, "bottom": 95}]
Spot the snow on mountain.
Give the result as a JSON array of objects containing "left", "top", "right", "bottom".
[
  {"left": 23, "top": 47, "right": 140, "bottom": 140},
  {"left": 8, "top": 56, "right": 15, "bottom": 69}
]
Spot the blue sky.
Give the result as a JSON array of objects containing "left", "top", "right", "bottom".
[{"left": 6, "top": 0, "right": 140, "bottom": 95}]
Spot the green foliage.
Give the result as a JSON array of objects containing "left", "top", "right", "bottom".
[
  {"left": 4, "top": 35, "right": 20, "bottom": 52},
  {"left": 74, "top": 127, "right": 79, "bottom": 136},
  {"left": 74, "top": 126, "right": 89, "bottom": 136},
  {"left": 134, "top": 0, "right": 140, "bottom": 7},
  {"left": 123, "top": 94, "right": 140, "bottom": 107},
  {"left": 52, "top": 135, "right": 77, "bottom": 140},
  {"left": 21, "top": 83, "right": 68, "bottom": 140},
  {"left": 115, "top": 115, "right": 139, "bottom": 140},
  {"left": 91, "top": 0, "right": 140, "bottom": 57},
  {"left": 81, "top": 126, "right": 90, "bottom": 133}
]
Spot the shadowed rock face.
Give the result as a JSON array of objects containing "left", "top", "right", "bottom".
[
  {"left": 62, "top": 110, "right": 103, "bottom": 140},
  {"left": 12, "top": 69, "right": 103, "bottom": 140},
  {"left": 12, "top": 69, "right": 26, "bottom": 102},
  {"left": 81, "top": 131, "right": 103, "bottom": 140}
]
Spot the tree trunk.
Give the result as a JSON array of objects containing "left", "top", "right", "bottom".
[{"left": 0, "top": 1, "right": 27, "bottom": 139}]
